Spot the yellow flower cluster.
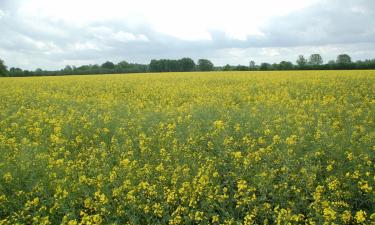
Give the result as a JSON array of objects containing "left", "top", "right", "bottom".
[{"left": 0, "top": 71, "right": 374, "bottom": 224}]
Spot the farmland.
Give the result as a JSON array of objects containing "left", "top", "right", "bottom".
[{"left": 0, "top": 71, "right": 374, "bottom": 224}]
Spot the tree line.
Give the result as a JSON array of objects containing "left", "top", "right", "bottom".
[{"left": 1, "top": 54, "right": 375, "bottom": 77}]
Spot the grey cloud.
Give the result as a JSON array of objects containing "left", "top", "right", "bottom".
[
  {"left": 255, "top": 0, "right": 375, "bottom": 47},
  {"left": 0, "top": 0, "right": 374, "bottom": 70}
]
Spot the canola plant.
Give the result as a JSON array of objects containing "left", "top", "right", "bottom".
[{"left": 0, "top": 71, "right": 374, "bottom": 224}]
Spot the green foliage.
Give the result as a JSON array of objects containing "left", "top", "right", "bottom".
[
  {"left": 336, "top": 54, "right": 352, "bottom": 64},
  {"left": 101, "top": 61, "right": 115, "bottom": 69},
  {"left": 249, "top": 60, "right": 256, "bottom": 69},
  {"left": 180, "top": 57, "right": 196, "bottom": 72},
  {"left": 0, "top": 58, "right": 8, "bottom": 76},
  {"left": 260, "top": 62, "right": 272, "bottom": 70},
  {"left": 296, "top": 55, "right": 307, "bottom": 68},
  {"left": 278, "top": 61, "right": 294, "bottom": 70},
  {"left": 198, "top": 59, "right": 214, "bottom": 71},
  {"left": 309, "top": 54, "right": 323, "bottom": 66},
  {"left": 149, "top": 58, "right": 196, "bottom": 72},
  {"left": 3, "top": 55, "right": 375, "bottom": 77}
]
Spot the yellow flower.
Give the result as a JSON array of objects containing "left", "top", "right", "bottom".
[
  {"left": 92, "top": 214, "right": 102, "bottom": 224},
  {"left": 68, "top": 220, "right": 78, "bottom": 225},
  {"left": 3, "top": 172, "right": 13, "bottom": 183},
  {"left": 285, "top": 135, "right": 298, "bottom": 146},
  {"left": 358, "top": 180, "right": 372, "bottom": 193},
  {"left": 153, "top": 203, "right": 163, "bottom": 218},
  {"left": 233, "top": 151, "right": 242, "bottom": 159},
  {"left": 213, "top": 120, "right": 224, "bottom": 130},
  {"left": 234, "top": 123, "right": 241, "bottom": 132},
  {"left": 323, "top": 207, "right": 336, "bottom": 221},
  {"left": 194, "top": 211, "right": 204, "bottom": 221},
  {"left": 212, "top": 215, "right": 219, "bottom": 223},
  {"left": 328, "top": 179, "right": 339, "bottom": 190},
  {"left": 355, "top": 210, "right": 366, "bottom": 223},
  {"left": 237, "top": 180, "right": 248, "bottom": 192},
  {"left": 346, "top": 152, "right": 353, "bottom": 161},
  {"left": 341, "top": 210, "right": 351, "bottom": 223},
  {"left": 272, "top": 135, "right": 281, "bottom": 144}
]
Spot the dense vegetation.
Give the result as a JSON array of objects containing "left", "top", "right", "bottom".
[
  {"left": 1, "top": 54, "right": 375, "bottom": 77},
  {"left": 0, "top": 71, "right": 374, "bottom": 224}
]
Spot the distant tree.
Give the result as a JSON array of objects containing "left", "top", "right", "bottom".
[
  {"left": 336, "top": 54, "right": 351, "bottom": 64},
  {"left": 9, "top": 67, "right": 23, "bottom": 77},
  {"left": 179, "top": 58, "right": 196, "bottom": 72},
  {"left": 63, "top": 65, "right": 73, "bottom": 73},
  {"left": 9, "top": 67, "right": 22, "bottom": 73},
  {"left": 77, "top": 65, "right": 91, "bottom": 71},
  {"left": 35, "top": 68, "right": 43, "bottom": 75},
  {"left": 271, "top": 63, "right": 278, "bottom": 70},
  {"left": 308, "top": 54, "right": 323, "bottom": 66},
  {"left": 235, "top": 65, "right": 249, "bottom": 71},
  {"left": 260, "top": 63, "right": 272, "bottom": 70},
  {"left": 149, "top": 59, "right": 160, "bottom": 72},
  {"left": 92, "top": 64, "right": 100, "bottom": 70},
  {"left": 101, "top": 61, "right": 115, "bottom": 69},
  {"left": 279, "top": 61, "right": 294, "bottom": 70},
  {"left": 0, "top": 58, "right": 7, "bottom": 76},
  {"left": 198, "top": 59, "right": 214, "bottom": 71},
  {"left": 326, "top": 60, "right": 336, "bottom": 69},
  {"left": 355, "top": 59, "right": 375, "bottom": 69},
  {"left": 249, "top": 60, "right": 256, "bottom": 70},
  {"left": 296, "top": 55, "right": 307, "bottom": 68},
  {"left": 223, "top": 64, "right": 232, "bottom": 71},
  {"left": 117, "top": 61, "right": 129, "bottom": 69}
]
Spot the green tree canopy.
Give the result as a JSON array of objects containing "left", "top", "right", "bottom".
[
  {"left": 179, "top": 58, "right": 196, "bottom": 72},
  {"left": 296, "top": 55, "right": 307, "bottom": 68},
  {"left": 116, "top": 61, "right": 129, "bottom": 69},
  {"left": 336, "top": 54, "right": 352, "bottom": 64},
  {"left": 0, "top": 58, "right": 8, "bottom": 76},
  {"left": 197, "top": 59, "right": 214, "bottom": 71},
  {"left": 249, "top": 61, "right": 256, "bottom": 69},
  {"left": 278, "top": 61, "right": 294, "bottom": 70},
  {"left": 260, "top": 63, "right": 272, "bottom": 70},
  {"left": 101, "top": 61, "right": 115, "bottom": 69},
  {"left": 309, "top": 54, "right": 323, "bottom": 66}
]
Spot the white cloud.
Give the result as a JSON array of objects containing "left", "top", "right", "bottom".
[
  {"left": 70, "top": 42, "right": 100, "bottom": 51},
  {"left": 211, "top": 43, "right": 375, "bottom": 66},
  {"left": 113, "top": 32, "right": 149, "bottom": 42},
  {"left": 87, "top": 27, "right": 149, "bottom": 42},
  {"left": 17, "top": 0, "right": 318, "bottom": 41}
]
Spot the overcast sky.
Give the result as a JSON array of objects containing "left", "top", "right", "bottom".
[{"left": 0, "top": 0, "right": 374, "bottom": 70}]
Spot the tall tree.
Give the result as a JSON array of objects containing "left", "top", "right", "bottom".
[
  {"left": 197, "top": 59, "right": 214, "bottom": 71},
  {"left": 179, "top": 58, "right": 196, "bottom": 72},
  {"left": 63, "top": 65, "right": 73, "bottom": 72},
  {"left": 0, "top": 58, "right": 7, "bottom": 76},
  {"left": 279, "top": 61, "right": 294, "bottom": 70},
  {"left": 116, "top": 61, "right": 129, "bottom": 69},
  {"left": 336, "top": 54, "right": 351, "bottom": 64},
  {"left": 296, "top": 55, "right": 307, "bottom": 68},
  {"left": 260, "top": 62, "right": 272, "bottom": 70},
  {"left": 101, "top": 61, "right": 115, "bottom": 69},
  {"left": 308, "top": 54, "right": 323, "bottom": 66},
  {"left": 249, "top": 60, "right": 256, "bottom": 69},
  {"left": 9, "top": 67, "right": 23, "bottom": 77}
]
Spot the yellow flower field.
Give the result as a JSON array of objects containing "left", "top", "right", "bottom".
[{"left": 0, "top": 71, "right": 374, "bottom": 224}]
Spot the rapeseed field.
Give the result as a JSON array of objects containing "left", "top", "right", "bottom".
[{"left": 0, "top": 71, "right": 374, "bottom": 224}]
